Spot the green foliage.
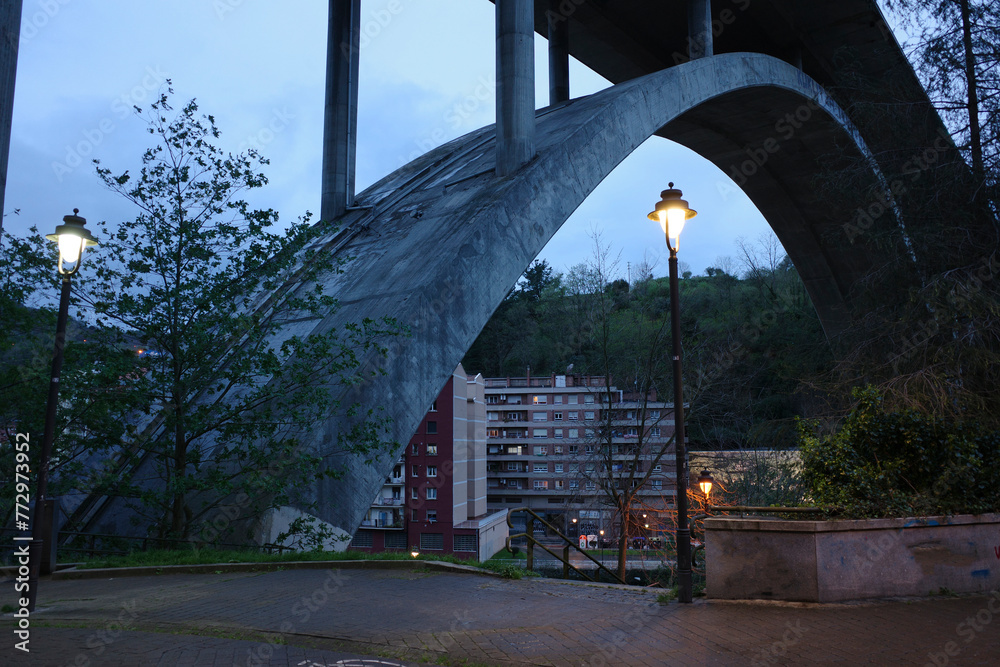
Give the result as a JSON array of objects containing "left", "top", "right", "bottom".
[
  {"left": 67, "top": 92, "right": 401, "bottom": 540},
  {"left": 798, "top": 386, "right": 1000, "bottom": 517}
]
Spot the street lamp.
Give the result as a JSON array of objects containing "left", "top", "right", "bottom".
[
  {"left": 648, "top": 184, "right": 696, "bottom": 603},
  {"left": 698, "top": 470, "right": 714, "bottom": 499},
  {"left": 27, "top": 210, "right": 98, "bottom": 611}
]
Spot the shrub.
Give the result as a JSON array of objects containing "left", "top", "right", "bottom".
[{"left": 798, "top": 387, "right": 1000, "bottom": 518}]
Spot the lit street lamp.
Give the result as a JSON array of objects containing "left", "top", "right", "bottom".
[
  {"left": 698, "top": 470, "right": 714, "bottom": 499},
  {"left": 27, "top": 209, "right": 98, "bottom": 611},
  {"left": 648, "top": 184, "right": 696, "bottom": 603}
]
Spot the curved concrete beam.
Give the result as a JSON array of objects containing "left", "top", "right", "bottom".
[{"left": 278, "top": 52, "right": 891, "bottom": 542}]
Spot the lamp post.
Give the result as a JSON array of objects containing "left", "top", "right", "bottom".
[
  {"left": 27, "top": 209, "right": 98, "bottom": 611},
  {"left": 698, "top": 470, "right": 714, "bottom": 500},
  {"left": 648, "top": 184, "right": 696, "bottom": 603}
]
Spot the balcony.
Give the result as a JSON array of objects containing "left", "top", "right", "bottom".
[
  {"left": 384, "top": 476, "right": 404, "bottom": 485},
  {"left": 371, "top": 497, "right": 404, "bottom": 507},
  {"left": 358, "top": 519, "right": 404, "bottom": 530}
]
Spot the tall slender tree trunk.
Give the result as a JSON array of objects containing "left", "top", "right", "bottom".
[{"left": 959, "top": 0, "right": 984, "bottom": 189}]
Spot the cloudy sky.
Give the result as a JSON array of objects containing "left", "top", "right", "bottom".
[{"left": 5, "top": 0, "right": 902, "bottom": 282}]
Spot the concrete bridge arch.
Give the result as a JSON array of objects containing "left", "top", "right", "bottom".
[{"left": 277, "top": 51, "right": 892, "bottom": 541}]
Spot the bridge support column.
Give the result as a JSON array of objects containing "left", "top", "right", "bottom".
[
  {"left": 496, "top": 0, "right": 535, "bottom": 176},
  {"left": 321, "top": 0, "right": 360, "bottom": 223},
  {"left": 0, "top": 0, "right": 22, "bottom": 227},
  {"left": 547, "top": 0, "right": 570, "bottom": 105},
  {"left": 687, "top": 0, "right": 713, "bottom": 60}
]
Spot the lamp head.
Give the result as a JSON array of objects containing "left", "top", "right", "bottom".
[
  {"left": 46, "top": 209, "right": 99, "bottom": 274},
  {"left": 697, "top": 470, "right": 714, "bottom": 498},
  {"left": 648, "top": 183, "right": 696, "bottom": 250}
]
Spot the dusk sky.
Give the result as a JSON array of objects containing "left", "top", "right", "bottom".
[{"left": 4, "top": 1, "right": 907, "bottom": 282}]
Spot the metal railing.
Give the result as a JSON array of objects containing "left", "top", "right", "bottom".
[{"left": 505, "top": 507, "right": 624, "bottom": 584}]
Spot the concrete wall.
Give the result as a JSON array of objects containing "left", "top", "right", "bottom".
[
  {"left": 706, "top": 514, "right": 1000, "bottom": 602},
  {"left": 477, "top": 509, "right": 510, "bottom": 561}
]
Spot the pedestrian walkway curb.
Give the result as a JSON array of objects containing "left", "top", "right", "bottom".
[{"left": 46, "top": 558, "right": 503, "bottom": 580}]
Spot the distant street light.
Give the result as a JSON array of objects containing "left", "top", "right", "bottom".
[
  {"left": 648, "top": 184, "right": 697, "bottom": 604},
  {"left": 28, "top": 209, "right": 99, "bottom": 611},
  {"left": 698, "top": 470, "right": 715, "bottom": 499}
]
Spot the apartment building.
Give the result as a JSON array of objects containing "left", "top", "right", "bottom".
[
  {"left": 349, "top": 365, "right": 508, "bottom": 560},
  {"left": 484, "top": 372, "right": 677, "bottom": 542}
]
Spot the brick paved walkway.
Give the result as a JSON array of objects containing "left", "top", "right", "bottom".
[{"left": 4, "top": 565, "right": 999, "bottom": 665}]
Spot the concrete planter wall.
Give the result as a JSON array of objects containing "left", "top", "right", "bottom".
[{"left": 704, "top": 513, "right": 1000, "bottom": 602}]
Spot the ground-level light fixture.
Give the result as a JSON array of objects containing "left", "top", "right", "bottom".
[
  {"left": 28, "top": 209, "right": 99, "bottom": 612},
  {"left": 648, "top": 183, "right": 697, "bottom": 604},
  {"left": 411, "top": 550, "right": 419, "bottom": 558}
]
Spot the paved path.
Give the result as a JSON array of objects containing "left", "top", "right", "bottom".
[{"left": 3, "top": 565, "right": 999, "bottom": 665}]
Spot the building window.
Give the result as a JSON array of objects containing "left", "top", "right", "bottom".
[
  {"left": 487, "top": 395, "right": 501, "bottom": 404},
  {"left": 533, "top": 429, "right": 547, "bottom": 439},
  {"left": 585, "top": 481, "right": 596, "bottom": 490},
  {"left": 533, "top": 445, "right": 547, "bottom": 455},
  {"left": 585, "top": 394, "right": 595, "bottom": 404},
  {"left": 411, "top": 488, "right": 418, "bottom": 500},
  {"left": 385, "top": 532, "right": 407, "bottom": 549},
  {"left": 427, "top": 444, "right": 438, "bottom": 456},
  {"left": 651, "top": 480, "right": 662, "bottom": 490},
  {"left": 653, "top": 464, "right": 661, "bottom": 472},
  {"left": 427, "top": 509, "right": 437, "bottom": 522},
  {"left": 585, "top": 444, "right": 595, "bottom": 454},
  {"left": 411, "top": 464, "right": 419, "bottom": 477},
  {"left": 555, "top": 463, "right": 563, "bottom": 473},
  {"left": 352, "top": 532, "right": 373, "bottom": 548},
  {"left": 411, "top": 509, "right": 418, "bottom": 521},
  {"left": 584, "top": 411, "right": 595, "bottom": 420},
  {"left": 555, "top": 480, "right": 564, "bottom": 489},
  {"left": 585, "top": 429, "right": 595, "bottom": 438},
  {"left": 568, "top": 411, "right": 579, "bottom": 420},
  {"left": 420, "top": 533, "right": 443, "bottom": 550},
  {"left": 507, "top": 412, "right": 520, "bottom": 420},
  {"left": 507, "top": 445, "right": 522, "bottom": 455},
  {"left": 554, "top": 430, "right": 563, "bottom": 439},
  {"left": 569, "top": 480, "right": 579, "bottom": 489},
  {"left": 427, "top": 487, "right": 437, "bottom": 500},
  {"left": 533, "top": 412, "right": 547, "bottom": 421},
  {"left": 426, "top": 421, "right": 437, "bottom": 434},
  {"left": 651, "top": 410, "right": 661, "bottom": 419},
  {"left": 488, "top": 429, "right": 500, "bottom": 437},
  {"left": 651, "top": 427, "right": 661, "bottom": 437},
  {"left": 454, "top": 534, "right": 477, "bottom": 552},
  {"left": 554, "top": 444, "right": 563, "bottom": 453},
  {"left": 430, "top": 401, "right": 438, "bottom": 412},
  {"left": 554, "top": 395, "right": 563, "bottom": 404},
  {"left": 533, "top": 463, "right": 548, "bottom": 473},
  {"left": 427, "top": 465, "right": 437, "bottom": 477},
  {"left": 488, "top": 412, "right": 499, "bottom": 421},
  {"left": 533, "top": 395, "right": 547, "bottom": 404},
  {"left": 569, "top": 395, "right": 579, "bottom": 404},
  {"left": 412, "top": 444, "right": 419, "bottom": 455},
  {"left": 569, "top": 444, "right": 578, "bottom": 454},
  {"left": 554, "top": 412, "right": 563, "bottom": 421},
  {"left": 569, "top": 429, "right": 579, "bottom": 439},
  {"left": 585, "top": 462, "right": 595, "bottom": 472},
  {"left": 626, "top": 427, "right": 638, "bottom": 437},
  {"left": 534, "top": 480, "right": 548, "bottom": 489},
  {"left": 627, "top": 410, "right": 636, "bottom": 420}
]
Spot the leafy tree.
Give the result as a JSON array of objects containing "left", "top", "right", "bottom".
[{"left": 76, "top": 93, "right": 400, "bottom": 540}]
